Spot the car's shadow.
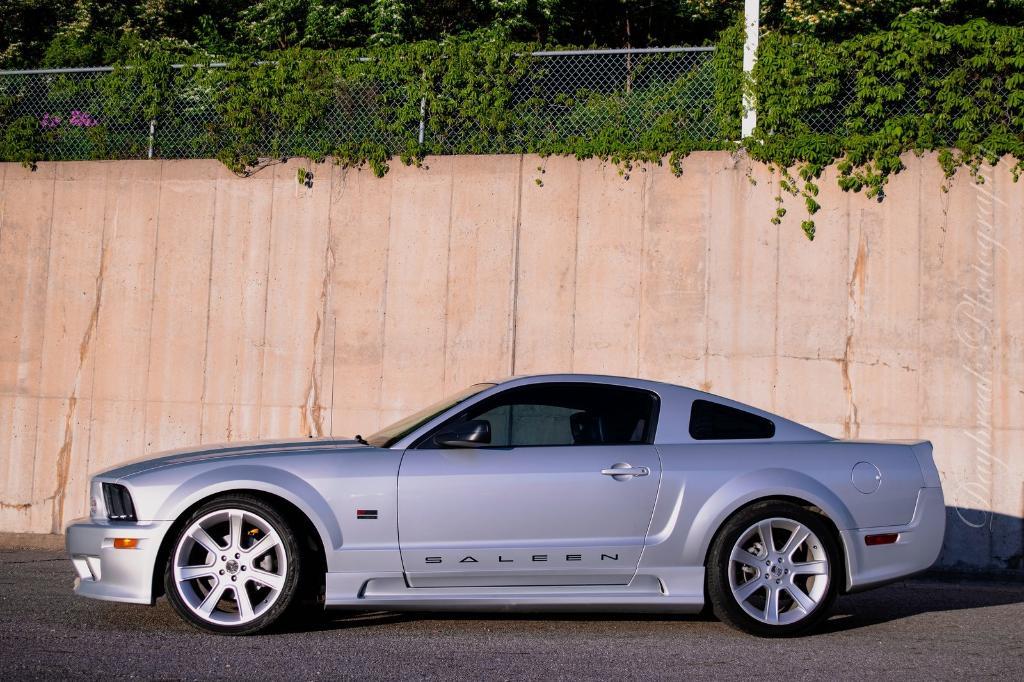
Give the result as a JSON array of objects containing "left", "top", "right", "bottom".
[
  {"left": 281, "top": 574, "right": 1023, "bottom": 636},
  {"left": 815, "top": 505, "right": 1024, "bottom": 635},
  {"left": 815, "top": 576, "right": 1024, "bottom": 635},
  {"left": 300, "top": 505, "right": 1024, "bottom": 636},
  {"left": 283, "top": 608, "right": 716, "bottom": 634}
]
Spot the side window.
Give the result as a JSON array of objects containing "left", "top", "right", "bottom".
[
  {"left": 473, "top": 403, "right": 578, "bottom": 447},
  {"left": 688, "top": 399, "right": 775, "bottom": 440},
  {"left": 420, "top": 383, "right": 658, "bottom": 448}
]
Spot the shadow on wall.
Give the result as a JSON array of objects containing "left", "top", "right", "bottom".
[{"left": 938, "top": 507, "right": 1023, "bottom": 574}]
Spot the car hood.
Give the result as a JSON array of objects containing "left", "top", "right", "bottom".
[{"left": 96, "top": 437, "right": 370, "bottom": 480}]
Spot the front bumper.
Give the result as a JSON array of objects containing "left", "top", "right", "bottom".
[
  {"left": 842, "top": 486, "right": 946, "bottom": 592},
  {"left": 65, "top": 517, "right": 174, "bottom": 604}
]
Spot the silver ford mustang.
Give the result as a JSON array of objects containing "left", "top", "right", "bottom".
[{"left": 66, "top": 374, "right": 945, "bottom": 637}]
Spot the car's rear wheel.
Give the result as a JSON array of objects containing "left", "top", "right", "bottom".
[
  {"left": 707, "top": 501, "right": 839, "bottom": 636},
  {"left": 164, "top": 494, "right": 302, "bottom": 634}
]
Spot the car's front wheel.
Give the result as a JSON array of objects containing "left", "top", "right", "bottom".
[
  {"left": 707, "top": 501, "right": 839, "bottom": 636},
  {"left": 164, "top": 494, "right": 302, "bottom": 634}
]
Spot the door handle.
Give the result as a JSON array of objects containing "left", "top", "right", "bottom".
[{"left": 601, "top": 463, "right": 650, "bottom": 480}]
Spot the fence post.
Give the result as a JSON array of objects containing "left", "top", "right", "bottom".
[
  {"left": 741, "top": 0, "right": 759, "bottom": 138},
  {"left": 418, "top": 97, "right": 426, "bottom": 145},
  {"left": 147, "top": 119, "right": 156, "bottom": 159}
]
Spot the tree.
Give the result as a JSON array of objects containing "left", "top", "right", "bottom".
[
  {"left": 368, "top": 0, "right": 417, "bottom": 45},
  {"left": 1, "top": 0, "right": 1022, "bottom": 68},
  {"left": 237, "top": 0, "right": 366, "bottom": 51},
  {"left": 0, "top": 0, "right": 78, "bottom": 66}
]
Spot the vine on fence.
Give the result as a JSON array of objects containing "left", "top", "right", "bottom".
[
  {"left": 751, "top": 15, "right": 1024, "bottom": 239},
  {"left": 1, "top": 17, "right": 1022, "bottom": 239}
]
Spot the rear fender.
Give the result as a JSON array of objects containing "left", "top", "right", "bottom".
[{"left": 681, "top": 468, "right": 856, "bottom": 567}]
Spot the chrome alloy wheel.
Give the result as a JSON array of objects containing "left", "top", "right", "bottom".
[
  {"left": 172, "top": 509, "right": 288, "bottom": 625},
  {"left": 727, "top": 517, "right": 830, "bottom": 625}
]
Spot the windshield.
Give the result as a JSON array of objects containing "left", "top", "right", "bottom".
[{"left": 366, "top": 383, "right": 495, "bottom": 448}]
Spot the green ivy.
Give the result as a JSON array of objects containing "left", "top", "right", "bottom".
[
  {"left": 750, "top": 15, "right": 1024, "bottom": 238},
  {"left": 1, "top": 17, "right": 1022, "bottom": 240}
]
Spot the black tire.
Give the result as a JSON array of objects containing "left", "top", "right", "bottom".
[
  {"left": 163, "top": 494, "right": 303, "bottom": 635},
  {"left": 706, "top": 500, "right": 840, "bottom": 637}
]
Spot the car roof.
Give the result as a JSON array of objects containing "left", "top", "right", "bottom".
[
  {"left": 492, "top": 373, "right": 689, "bottom": 393},
  {"left": 476, "top": 373, "right": 829, "bottom": 444}
]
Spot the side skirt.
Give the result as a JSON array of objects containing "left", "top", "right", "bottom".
[{"left": 323, "top": 570, "right": 705, "bottom": 613}]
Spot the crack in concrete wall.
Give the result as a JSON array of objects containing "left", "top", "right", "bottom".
[
  {"left": 300, "top": 237, "right": 334, "bottom": 438},
  {"left": 841, "top": 229, "right": 868, "bottom": 439}
]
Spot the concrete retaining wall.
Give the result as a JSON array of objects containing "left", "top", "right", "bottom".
[{"left": 0, "top": 153, "right": 1021, "bottom": 570}]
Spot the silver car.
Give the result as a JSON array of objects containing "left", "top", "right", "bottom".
[{"left": 65, "top": 374, "right": 945, "bottom": 636}]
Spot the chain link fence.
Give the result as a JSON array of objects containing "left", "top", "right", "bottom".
[
  {"left": 791, "top": 57, "right": 958, "bottom": 138},
  {"left": 157, "top": 61, "right": 409, "bottom": 161},
  {"left": 0, "top": 47, "right": 719, "bottom": 161},
  {"left": 1, "top": 66, "right": 142, "bottom": 160},
  {"left": 433, "top": 47, "right": 721, "bottom": 153},
  {"left": 0, "top": 45, "right": 1011, "bottom": 161}
]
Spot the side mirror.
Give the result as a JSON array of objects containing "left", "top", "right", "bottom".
[{"left": 434, "top": 420, "right": 491, "bottom": 448}]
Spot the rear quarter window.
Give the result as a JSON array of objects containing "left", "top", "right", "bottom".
[{"left": 688, "top": 399, "right": 775, "bottom": 440}]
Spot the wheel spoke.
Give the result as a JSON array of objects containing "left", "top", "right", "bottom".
[
  {"left": 734, "top": 578, "right": 762, "bottom": 602},
  {"left": 730, "top": 546, "right": 763, "bottom": 569},
  {"left": 175, "top": 564, "right": 216, "bottom": 582},
  {"left": 758, "top": 520, "right": 775, "bottom": 553},
  {"left": 234, "top": 585, "right": 255, "bottom": 621},
  {"left": 249, "top": 567, "right": 285, "bottom": 592},
  {"left": 781, "top": 526, "right": 810, "bottom": 557},
  {"left": 228, "top": 510, "right": 244, "bottom": 549},
  {"left": 189, "top": 526, "right": 223, "bottom": 557},
  {"left": 791, "top": 560, "right": 828, "bottom": 576},
  {"left": 764, "top": 587, "right": 781, "bottom": 623},
  {"left": 785, "top": 584, "right": 817, "bottom": 612},
  {"left": 244, "top": 530, "right": 281, "bottom": 557},
  {"left": 197, "top": 581, "right": 226, "bottom": 616}
]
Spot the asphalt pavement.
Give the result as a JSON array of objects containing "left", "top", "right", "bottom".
[{"left": 1, "top": 547, "right": 1022, "bottom": 680}]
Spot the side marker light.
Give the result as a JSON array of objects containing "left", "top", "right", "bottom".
[{"left": 865, "top": 533, "right": 899, "bottom": 546}]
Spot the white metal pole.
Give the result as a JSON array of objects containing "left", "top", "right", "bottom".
[
  {"left": 418, "top": 97, "right": 426, "bottom": 145},
  {"left": 741, "top": 0, "right": 759, "bottom": 139}
]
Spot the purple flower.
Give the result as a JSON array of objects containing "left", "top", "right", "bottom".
[
  {"left": 40, "top": 113, "right": 61, "bottom": 129},
  {"left": 69, "top": 110, "right": 98, "bottom": 127}
]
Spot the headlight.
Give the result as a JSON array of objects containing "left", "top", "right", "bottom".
[
  {"left": 102, "top": 483, "right": 137, "bottom": 522},
  {"left": 89, "top": 480, "right": 103, "bottom": 520}
]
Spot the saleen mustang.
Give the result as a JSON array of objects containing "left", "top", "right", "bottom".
[{"left": 66, "top": 374, "right": 945, "bottom": 636}]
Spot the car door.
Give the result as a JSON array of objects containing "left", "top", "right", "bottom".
[{"left": 397, "top": 382, "right": 662, "bottom": 587}]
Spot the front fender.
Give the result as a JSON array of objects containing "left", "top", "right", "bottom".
[
  {"left": 680, "top": 467, "right": 856, "bottom": 567},
  {"left": 149, "top": 464, "right": 342, "bottom": 553}
]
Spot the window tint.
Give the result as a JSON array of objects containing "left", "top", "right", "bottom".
[
  {"left": 688, "top": 399, "right": 775, "bottom": 440},
  {"left": 421, "top": 383, "right": 658, "bottom": 448}
]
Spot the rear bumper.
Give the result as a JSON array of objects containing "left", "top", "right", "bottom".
[
  {"left": 842, "top": 486, "right": 946, "bottom": 592},
  {"left": 65, "top": 517, "right": 174, "bottom": 604}
]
